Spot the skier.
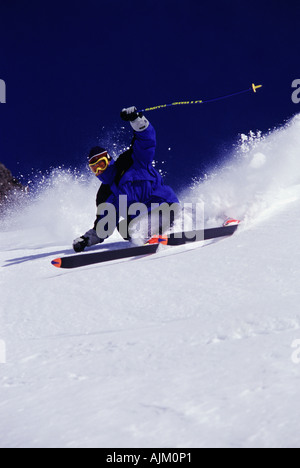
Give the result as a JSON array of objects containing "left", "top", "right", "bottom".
[{"left": 73, "top": 106, "right": 180, "bottom": 252}]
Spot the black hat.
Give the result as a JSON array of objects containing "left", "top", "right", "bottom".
[{"left": 88, "top": 146, "right": 107, "bottom": 160}]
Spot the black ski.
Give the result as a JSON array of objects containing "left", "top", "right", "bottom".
[
  {"left": 51, "top": 243, "right": 159, "bottom": 269},
  {"left": 51, "top": 224, "right": 238, "bottom": 269},
  {"left": 167, "top": 224, "right": 238, "bottom": 245}
]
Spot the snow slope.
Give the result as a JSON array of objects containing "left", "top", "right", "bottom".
[{"left": 1, "top": 114, "right": 300, "bottom": 448}]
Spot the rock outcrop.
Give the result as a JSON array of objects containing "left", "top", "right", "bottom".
[{"left": 0, "top": 163, "right": 24, "bottom": 207}]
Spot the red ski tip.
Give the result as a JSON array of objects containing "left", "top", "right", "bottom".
[
  {"left": 51, "top": 258, "right": 62, "bottom": 268},
  {"left": 223, "top": 218, "right": 241, "bottom": 227}
]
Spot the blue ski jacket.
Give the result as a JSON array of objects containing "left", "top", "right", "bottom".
[{"left": 95, "top": 122, "right": 179, "bottom": 216}]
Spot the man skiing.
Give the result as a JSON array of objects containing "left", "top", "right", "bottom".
[{"left": 73, "top": 106, "right": 180, "bottom": 252}]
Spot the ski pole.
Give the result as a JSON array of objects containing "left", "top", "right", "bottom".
[{"left": 139, "top": 83, "right": 262, "bottom": 113}]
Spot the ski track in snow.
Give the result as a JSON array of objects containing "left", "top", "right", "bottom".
[{"left": 1, "top": 114, "right": 300, "bottom": 448}]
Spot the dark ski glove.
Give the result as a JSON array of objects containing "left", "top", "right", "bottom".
[
  {"left": 120, "top": 106, "right": 142, "bottom": 122},
  {"left": 121, "top": 106, "right": 149, "bottom": 132},
  {"left": 73, "top": 236, "right": 89, "bottom": 253},
  {"left": 73, "top": 229, "right": 104, "bottom": 253}
]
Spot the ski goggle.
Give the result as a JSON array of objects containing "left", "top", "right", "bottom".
[{"left": 88, "top": 152, "right": 111, "bottom": 176}]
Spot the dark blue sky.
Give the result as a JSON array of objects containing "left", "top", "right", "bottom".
[{"left": 1, "top": 0, "right": 299, "bottom": 191}]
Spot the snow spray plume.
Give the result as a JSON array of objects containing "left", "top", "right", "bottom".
[
  {"left": 182, "top": 113, "right": 300, "bottom": 227},
  {"left": 1, "top": 167, "right": 100, "bottom": 244}
]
